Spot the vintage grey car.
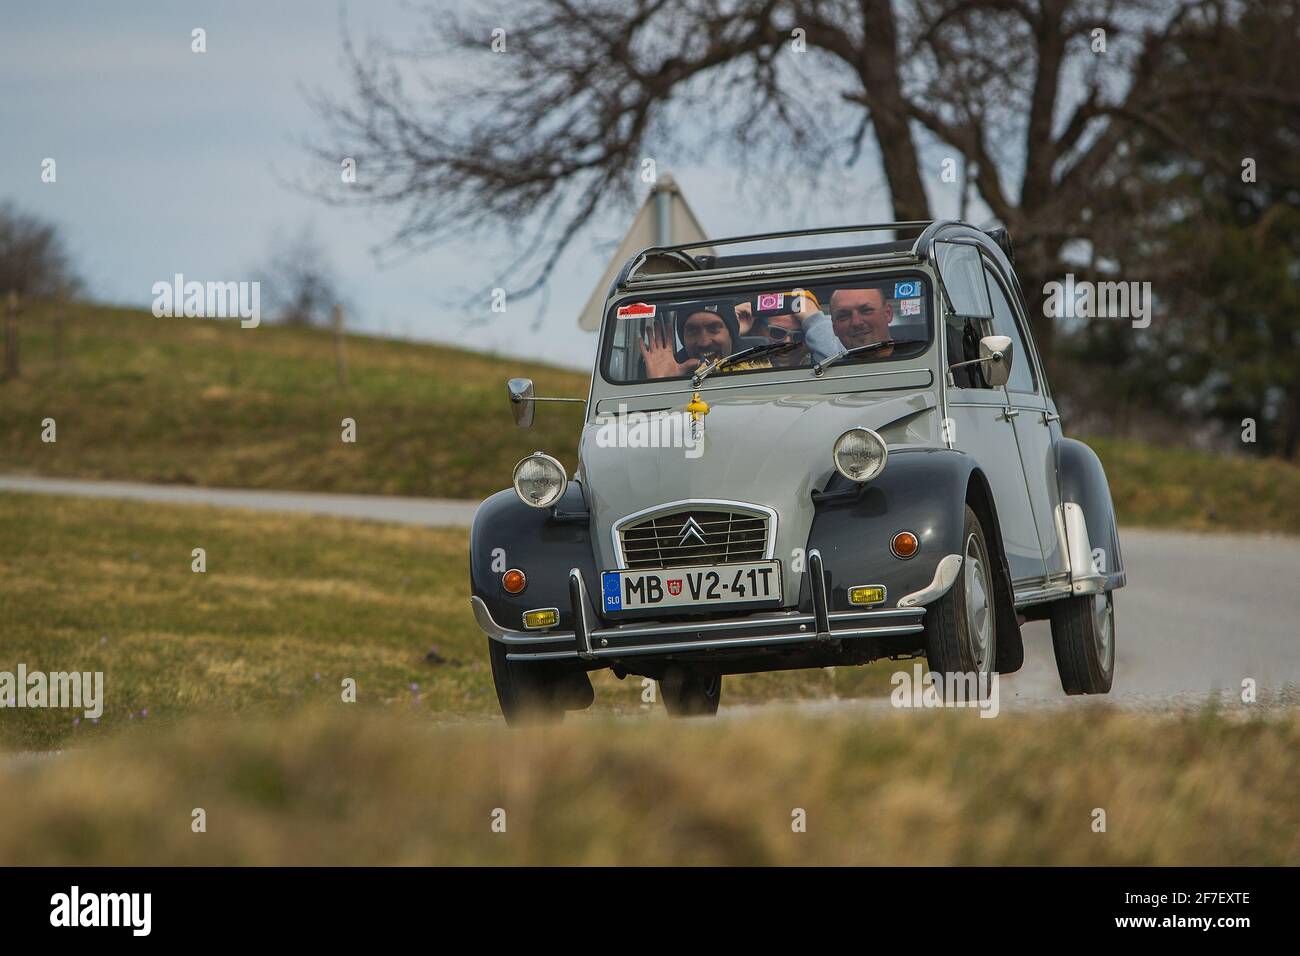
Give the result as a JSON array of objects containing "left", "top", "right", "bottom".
[{"left": 470, "top": 221, "right": 1125, "bottom": 722}]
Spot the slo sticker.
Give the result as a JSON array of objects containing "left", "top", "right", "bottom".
[
  {"left": 899, "top": 297, "right": 922, "bottom": 316},
  {"left": 602, "top": 573, "right": 622, "bottom": 610},
  {"left": 894, "top": 281, "right": 921, "bottom": 298},
  {"left": 616, "top": 302, "right": 656, "bottom": 319},
  {"left": 756, "top": 292, "right": 785, "bottom": 311}
]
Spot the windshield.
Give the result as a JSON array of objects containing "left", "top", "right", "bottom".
[{"left": 602, "top": 273, "right": 932, "bottom": 384}]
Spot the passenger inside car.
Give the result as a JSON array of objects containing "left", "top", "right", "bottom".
[
  {"left": 829, "top": 287, "right": 895, "bottom": 356},
  {"left": 750, "top": 290, "right": 818, "bottom": 367},
  {"left": 620, "top": 279, "right": 928, "bottom": 381},
  {"left": 639, "top": 302, "right": 739, "bottom": 379}
]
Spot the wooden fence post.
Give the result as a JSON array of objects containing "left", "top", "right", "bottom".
[
  {"left": 332, "top": 303, "right": 347, "bottom": 387},
  {"left": 3, "top": 291, "right": 18, "bottom": 381},
  {"left": 53, "top": 311, "right": 64, "bottom": 369}
]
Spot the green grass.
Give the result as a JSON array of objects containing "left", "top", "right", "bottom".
[
  {"left": 2, "top": 303, "right": 1299, "bottom": 532},
  {"left": 0, "top": 302, "right": 587, "bottom": 499},
  {"left": 0, "top": 490, "right": 488, "bottom": 749},
  {"left": 1, "top": 705, "right": 1296, "bottom": 865},
  {"left": 0, "top": 491, "right": 896, "bottom": 750},
  {"left": 1085, "top": 436, "right": 1300, "bottom": 534}
]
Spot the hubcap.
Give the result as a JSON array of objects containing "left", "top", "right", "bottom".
[
  {"left": 1093, "top": 592, "right": 1114, "bottom": 673},
  {"left": 963, "top": 532, "right": 992, "bottom": 673}
]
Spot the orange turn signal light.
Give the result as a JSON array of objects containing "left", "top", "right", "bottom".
[
  {"left": 502, "top": 568, "right": 527, "bottom": 594},
  {"left": 891, "top": 531, "right": 919, "bottom": 559}
]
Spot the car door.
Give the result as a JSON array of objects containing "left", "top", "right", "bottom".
[
  {"left": 983, "top": 264, "right": 1068, "bottom": 581},
  {"left": 935, "top": 240, "right": 1047, "bottom": 586}
]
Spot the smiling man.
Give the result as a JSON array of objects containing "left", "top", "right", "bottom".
[
  {"left": 639, "top": 302, "right": 740, "bottom": 379},
  {"left": 830, "top": 287, "right": 894, "bottom": 353},
  {"left": 677, "top": 303, "right": 738, "bottom": 365}
]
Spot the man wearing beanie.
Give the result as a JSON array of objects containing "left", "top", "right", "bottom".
[
  {"left": 640, "top": 301, "right": 740, "bottom": 378},
  {"left": 640, "top": 289, "right": 849, "bottom": 378},
  {"left": 675, "top": 301, "right": 740, "bottom": 365}
]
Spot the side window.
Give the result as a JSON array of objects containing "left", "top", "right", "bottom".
[
  {"left": 936, "top": 241, "right": 992, "bottom": 389},
  {"left": 984, "top": 266, "right": 1036, "bottom": 394},
  {"left": 935, "top": 241, "right": 992, "bottom": 318}
]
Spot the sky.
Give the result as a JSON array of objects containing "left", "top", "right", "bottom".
[{"left": 1, "top": 0, "right": 980, "bottom": 371}]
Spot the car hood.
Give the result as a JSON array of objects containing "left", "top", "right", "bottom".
[{"left": 578, "top": 388, "right": 937, "bottom": 603}]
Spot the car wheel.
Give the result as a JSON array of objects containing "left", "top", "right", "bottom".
[
  {"left": 923, "top": 505, "right": 997, "bottom": 689},
  {"left": 658, "top": 668, "right": 722, "bottom": 717},
  {"left": 1049, "top": 589, "right": 1115, "bottom": 695},
  {"left": 487, "top": 638, "right": 595, "bottom": 725}
]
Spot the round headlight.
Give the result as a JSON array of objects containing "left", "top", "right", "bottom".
[
  {"left": 833, "top": 427, "right": 888, "bottom": 483},
  {"left": 512, "top": 452, "right": 568, "bottom": 508}
]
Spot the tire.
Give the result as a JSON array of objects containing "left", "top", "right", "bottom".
[
  {"left": 1049, "top": 590, "right": 1115, "bottom": 695},
  {"left": 487, "top": 638, "right": 595, "bottom": 725},
  {"left": 658, "top": 667, "right": 722, "bottom": 717},
  {"left": 923, "top": 505, "right": 997, "bottom": 693}
]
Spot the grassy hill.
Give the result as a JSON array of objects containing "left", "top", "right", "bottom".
[
  {"left": 2, "top": 301, "right": 1299, "bottom": 531},
  {"left": 0, "top": 302, "right": 588, "bottom": 500}
]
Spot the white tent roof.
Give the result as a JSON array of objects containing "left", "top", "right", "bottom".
[{"left": 577, "top": 174, "right": 713, "bottom": 331}]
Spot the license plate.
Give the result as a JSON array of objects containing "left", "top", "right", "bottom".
[{"left": 601, "top": 561, "right": 782, "bottom": 612}]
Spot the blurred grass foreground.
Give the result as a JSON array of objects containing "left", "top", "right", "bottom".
[{"left": 1, "top": 705, "right": 1296, "bottom": 865}]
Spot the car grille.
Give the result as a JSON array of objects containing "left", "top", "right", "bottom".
[{"left": 618, "top": 508, "right": 769, "bottom": 570}]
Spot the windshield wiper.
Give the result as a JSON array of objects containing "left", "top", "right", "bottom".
[
  {"left": 812, "top": 339, "right": 896, "bottom": 377},
  {"left": 691, "top": 341, "right": 797, "bottom": 386}
]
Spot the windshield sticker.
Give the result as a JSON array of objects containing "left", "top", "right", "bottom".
[
  {"left": 894, "top": 281, "right": 921, "bottom": 298},
  {"left": 616, "top": 302, "right": 656, "bottom": 319},
  {"left": 898, "top": 297, "right": 922, "bottom": 316},
  {"left": 755, "top": 292, "right": 784, "bottom": 311}
]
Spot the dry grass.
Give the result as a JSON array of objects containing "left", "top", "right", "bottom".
[
  {"left": 0, "top": 491, "right": 896, "bottom": 749},
  {"left": 1, "top": 705, "right": 1296, "bottom": 865},
  {"left": 1085, "top": 436, "right": 1300, "bottom": 534}
]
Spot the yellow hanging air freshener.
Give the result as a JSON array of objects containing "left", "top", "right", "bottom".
[
  {"left": 686, "top": 392, "right": 710, "bottom": 420},
  {"left": 686, "top": 391, "right": 708, "bottom": 447}
]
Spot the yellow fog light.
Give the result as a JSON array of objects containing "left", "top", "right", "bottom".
[
  {"left": 522, "top": 608, "right": 559, "bottom": 630},
  {"left": 848, "top": 585, "right": 886, "bottom": 606}
]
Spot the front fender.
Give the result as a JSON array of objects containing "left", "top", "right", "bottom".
[
  {"left": 802, "top": 447, "right": 1024, "bottom": 672},
  {"left": 801, "top": 447, "right": 973, "bottom": 612},
  {"left": 469, "top": 482, "right": 599, "bottom": 632}
]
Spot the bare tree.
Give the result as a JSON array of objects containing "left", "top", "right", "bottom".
[
  {"left": 314, "top": 0, "right": 1294, "bottom": 359},
  {"left": 1067, "top": 0, "right": 1300, "bottom": 457},
  {"left": 259, "top": 225, "right": 344, "bottom": 327},
  {"left": 0, "top": 201, "right": 82, "bottom": 300}
]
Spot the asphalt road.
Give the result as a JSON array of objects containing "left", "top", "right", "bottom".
[
  {"left": 4, "top": 474, "right": 1298, "bottom": 707},
  {"left": 1006, "top": 527, "right": 1300, "bottom": 707},
  {"left": 0, "top": 474, "right": 480, "bottom": 527}
]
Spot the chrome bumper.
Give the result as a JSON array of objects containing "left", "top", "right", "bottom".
[{"left": 472, "top": 560, "right": 927, "bottom": 662}]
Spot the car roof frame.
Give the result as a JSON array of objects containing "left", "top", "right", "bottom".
[{"left": 614, "top": 220, "right": 1008, "bottom": 297}]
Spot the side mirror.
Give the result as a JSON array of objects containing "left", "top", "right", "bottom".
[
  {"left": 948, "top": 334, "right": 1013, "bottom": 388},
  {"left": 978, "top": 335, "right": 1013, "bottom": 388},
  {"left": 507, "top": 377, "right": 535, "bottom": 429}
]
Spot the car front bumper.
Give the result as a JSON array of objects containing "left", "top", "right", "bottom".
[{"left": 471, "top": 559, "right": 927, "bottom": 662}]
